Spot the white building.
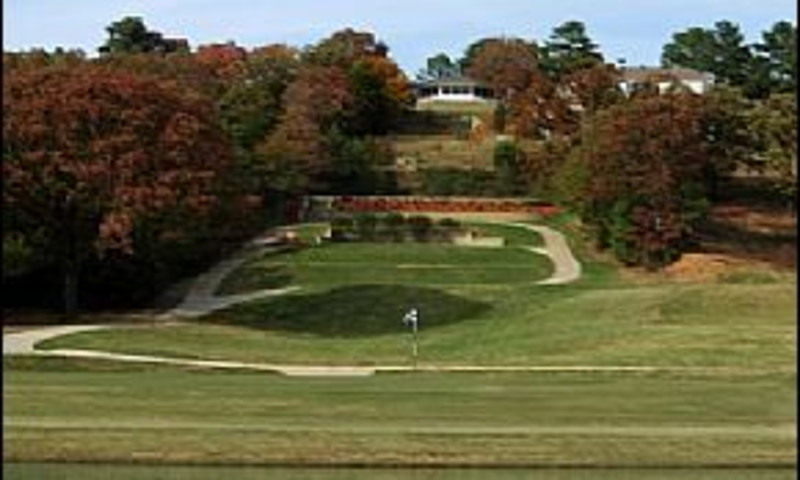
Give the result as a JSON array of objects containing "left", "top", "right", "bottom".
[
  {"left": 414, "top": 76, "right": 496, "bottom": 103},
  {"left": 619, "top": 67, "right": 715, "bottom": 96}
]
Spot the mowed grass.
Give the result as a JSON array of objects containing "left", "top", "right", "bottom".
[
  {"left": 217, "top": 223, "right": 549, "bottom": 295},
  {"left": 38, "top": 221, "right": 796, "bottom": 368},
  {"left": 7, "top": 218, "right": 796, "bottom": 468},
  {"left": 40, "top": 278, "right": 796, "bottom": 369},
  {"left": 414, "top": 100, "right": 497, "bottom": 114},
  {"left": 3, "top": 357, "right": 795, "bottom": 467},
  {"left": 279, "top": 242, "right": 552, "bottom": 285}
]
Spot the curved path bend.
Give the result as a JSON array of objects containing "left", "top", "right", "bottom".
[
  {"left": 506, "top": 222, "right": 581, "bottom": 285},
  {"left": 160, "top": 237, "right": 300, "bottom": 319},
  {"left": 3, "top": 325, "right": 112, "bottom": 356},
  {"left": 3, "top": 222, "right": 583, "bottom": 376}
]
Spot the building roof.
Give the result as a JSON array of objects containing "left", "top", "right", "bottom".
[{"left": 621, "top": 67, "right": 715, "bottom": 83}]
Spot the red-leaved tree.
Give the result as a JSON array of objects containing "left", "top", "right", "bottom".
[
  {"left": 508, "top": 71, "right": 576, "bottom": 139},
  {"left": 3, "top": 63, "right": 232, "bottom": 313},
  {"left": 576, "top": 92, "right": 711, "bottom": 268},
  {"left": 464, "top": 38, "right": 539, "bottom": 100},
  {"left": 559, "top": 63, "right": 623, "bottom": 113}
]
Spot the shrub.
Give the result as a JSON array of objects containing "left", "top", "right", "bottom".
[
  {"left": 330, "top": 216, "right": 354, "bottom": 241},
  {"left": 420, "top": 168, "right": 496, "bottom": 196},
  {"left": 436, "top": 217, "right": 462, "bottom": 241},
  {"left": 354, "top": 213, "right": 379, "bottom": 241},
  {"left": 378, "top": 213, "right": 406, "bottom": 242},
  {"left": 438, "top": 217, "right": 460, "bottom": 229},
  {"left": 407, "top": 215, "right": 433, "bottom": 242}
]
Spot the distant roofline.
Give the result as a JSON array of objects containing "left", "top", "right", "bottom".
[{"left": 620, "top": 66, "right": 715, "bottom": 82}]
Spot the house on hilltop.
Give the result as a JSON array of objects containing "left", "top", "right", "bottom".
[
  {"left": 619, "top": 67, "right": 715, "bottom": 96},
  {"left": 413, "top": 76, "right": 496, "bottom": 104}
]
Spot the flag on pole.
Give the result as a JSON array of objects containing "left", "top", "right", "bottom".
[{"left": 402, "top": 308, "right": 419, "bottom": 331}]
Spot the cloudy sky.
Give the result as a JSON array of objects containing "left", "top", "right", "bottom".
[{"left": 4, "top": 0, "right": 796, "bottom": 75}]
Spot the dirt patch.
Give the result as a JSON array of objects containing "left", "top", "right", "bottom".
[
  {"left": 661, "top": 253, "right": 762, "bottom": 282},
  {"left": 619, "top": 253, "right": 755, "bottom": 284}
]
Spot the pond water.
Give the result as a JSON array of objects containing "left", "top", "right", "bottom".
[{"left": 3, "top": 463, "right": 796, "bottom": 480}]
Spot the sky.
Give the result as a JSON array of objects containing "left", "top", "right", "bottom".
[{"left": 4, "top": 0, "right": 797, "bottom": 75}]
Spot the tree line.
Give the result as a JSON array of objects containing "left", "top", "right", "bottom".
[
  {"left": 421, "top": 19, "right": 795, "bottom": 98},
  {"left": 419, "top": 20, "right": 795, "bottom": 270},
  {"left": 3, "top": 17, "right": 796, "bottom": 313},
  {"left": 3, "top": 17, "right": 411, "bottom": 313}
]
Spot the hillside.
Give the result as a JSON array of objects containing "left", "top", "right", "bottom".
[{"left": 391, "top": 101, "right": 501, "bottom": 189}]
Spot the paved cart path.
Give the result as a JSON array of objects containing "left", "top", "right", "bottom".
[
  {"left": 5, "top": 338, "right": 785, "bottom": 377},
  {"left": 509, "top": 223, "right": 581, "bottom": 285},
  {"left": 160, "top": 236, "right": 300, "bottom": 319}
]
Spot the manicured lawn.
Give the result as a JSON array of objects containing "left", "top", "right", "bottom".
[
  {"left": 36, "top": 218, "right": 795, "bottom": 368},
  {"left": 216, "top": 223, "right": 550, "bottom": 295},
  {"left": 3, "top": 357, "right": 795, "bottom": 467},
  {"left": 40, "top": 280, "right": 796, "bottom": 369},
  {"left": 414, "top": 100, "right": 496, "bottom": 114},
  {"left": 10, "top": 218, "right": 795, "bottom": 468}
]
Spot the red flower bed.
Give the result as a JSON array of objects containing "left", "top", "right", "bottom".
[{"left": 332, "top": 197, "right": 561, "bottom": 216}]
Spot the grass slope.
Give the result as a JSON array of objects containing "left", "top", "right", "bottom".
[{"left": 392, "top": 134, "right": 496, "bottom": 170}]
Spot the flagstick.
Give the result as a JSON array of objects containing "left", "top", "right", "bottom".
[
  {"left": 403, "top": 308, "right": 419, "bottom": 371},
  {"left": 412, "top": 322, "right": 418, "bottom": 370}
]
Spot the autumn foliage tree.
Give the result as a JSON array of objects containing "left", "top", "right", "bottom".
[
  {"left": 257, "top": 66, "right": 352, "bottom": 193},
  {"left": 194, "top": 41, "right": 248, "bottom": 81},
  {"left": 303, "top": 28, "right": 389, "bottom": 67},
  {"left": 4, "top": 48, "right": 87, "bottom": 73},
  {"left": 345, "top": 56, "right": 412, "bottom": 135},
  {"left": 97, "top": 52, "right": 223, "bottom": 101},
  {"left": 303, "top": 29, "right": 410, "bottom": 135},
  {"left": 559, "top": 63, "right": 622, "bottom": 113},
  {"left": 217, "top": 45, "right": 300, "bottom": 152},
  {"left": 256, "top": 29, "right": 409, "bottom": 194},
  {"left": 3, "top": 63, "right": 232, "bottom": 313},
  {"left": 463, "top": 37, "right": 539, "bottom": 99},
  {"left": 572, "top": 93, "right": 712, "bottom": 268},
  {"left": 507, "top": 71, "right": 576, "bottom": 139}
]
